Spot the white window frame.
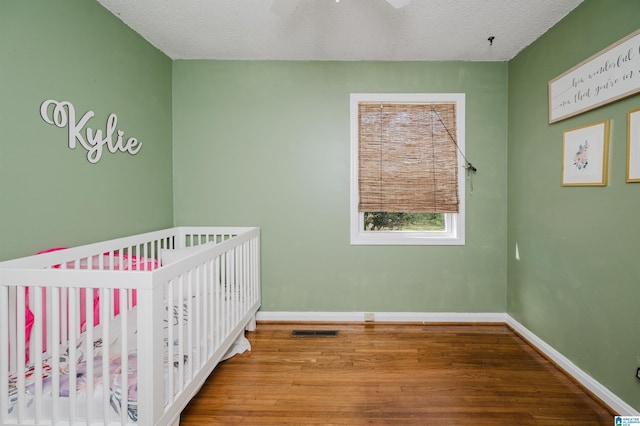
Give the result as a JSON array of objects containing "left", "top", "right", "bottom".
[{"left": 350, "top": 93, "right": 466, "bottom": 246}]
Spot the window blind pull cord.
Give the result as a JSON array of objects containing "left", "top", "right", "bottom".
[{"left": 429, "top": 106, "right": 477, "bottom": 193}]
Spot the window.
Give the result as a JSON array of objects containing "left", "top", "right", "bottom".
[{"left": 350, "top": 93, "right": 466, "bottom": 245}]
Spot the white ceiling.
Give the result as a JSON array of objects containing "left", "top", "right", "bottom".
[{"left": 96, "top": 0, "right": 584, "bottom": 61}]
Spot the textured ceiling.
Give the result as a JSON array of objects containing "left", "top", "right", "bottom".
[{"left": 96, "top": 0, "right": 584, "bottom": 61}]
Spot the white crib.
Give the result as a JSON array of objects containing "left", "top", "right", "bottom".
[{"left": 0, "top": 226, "right": 261, "bottom": 426}]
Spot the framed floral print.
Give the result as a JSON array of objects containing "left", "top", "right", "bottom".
[
  {"left": 627, "top": 107, "right": 640, "bottom": 182},
  {"left": 562, "top": 120, "right": 610, "bottom": 186}
]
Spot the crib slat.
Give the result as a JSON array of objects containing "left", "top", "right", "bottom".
[
  {"left": 208, "top": 260, "right": 215, "bottom": 356},
  {"left": 0, "top": 286, "right": 8, "bottom": 424},
  {"left": 142, "top": 243, "right": 148, "bottom": 271},
  {"left": 187, "top": 269, "right": 193, "bottom": 380},
  {"left": 118, "top": 250, "right": 124, "bottom": 276},
  {"left": 228, "top": 249, "right": 234, "bottom": 328},
  {"left": 239, "top": 244, "right": 244, "bottom": 311},
  {"left": 127, "top": 246, "right": 133, "bottom": 271},
  {"left": 246, "top": 240, "right": 251, "bottom": 303},
  {"left": 235, "top": 246, "right": 240, "bottom": 321},
  {"left": 194, "top": 266, "right": 201, "bottom": 371},
  {"left": 108, "top": 251, "right": 114, "bottom": 271},
  {"left": 201, "top": 263, "right": 208, "bottom": 362},
  {"left": 51, "top": 287, "right": 60, "bottom": 424},
  {"left": 235, "top": 246, "right": 240, "bottom": 323},
  {"left": 219, "top": 253, "right": 226, "bottom": 339},
  {"left": 16, "top": 287, "right": 26, "bottom": 422},
  {"left": 101, "top": 288, "right": 111, "bottom": 425},
  {"left": 203, "top": 262, "right": 209, "bottom": 361},
  {"left": 233, "top": 245, "right": 244, "bottom": 324},
  {"left": 120, "top": 288, "right": 128, "bottom": 425},
  {"left": 245, "top": 242, "right": 250, "bottom": 312},
  {"left": 68, "top": 287, "right": 77, "bottom": 424},
  {"left": 216, "top": 255, "right": 222, "bottom": 347},
  {"left": 229, "top": 249, "right": 234, "bottom": 335},
  {"left": 225, "top": 250, "right": 234, "bottom": 337},
  {"left": 229, "top": 250, "right": 234, "bottom": 329},
  {"left": 200, "top": 264, "right": 205, "bottom": 367},
  {"left": 60, "top": 286, "right": 68, "bottom": 344},
  {"left": 222, "top": 253, "right": 227, "bottom": 338},
  {"left": 254, "top": 237, "right": 260, "bottom": 306},
  {"left": 44, "top": 287, "right": 51, "bottom": 368},
  {"left": 167, "top": 279, "right": 174, "bottom": 399},
  {"left": 153, "top": 240, "right": 158, "bottom": 267},
  {"left": 85, "top": 287, "right": 94, "bottom": 424},
  {"left": 236, "top": 246, "right": 241, "bottom": 322},
  {"left": 238, "top": 245, "right": 244, "bottom": 315},
  {"left": 178, "top": 274, "right": 185, "bottom": 392},
  {"left": 33, "top": 286, "right": 43, "bottom": 423}
]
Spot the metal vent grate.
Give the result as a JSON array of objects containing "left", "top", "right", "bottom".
[{"left": 291, "top": 330, "right": 339, "bottom": 337}]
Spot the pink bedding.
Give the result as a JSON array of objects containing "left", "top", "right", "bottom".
[{"left": 21, "top": 249, "right": 159, "bottom": 362}]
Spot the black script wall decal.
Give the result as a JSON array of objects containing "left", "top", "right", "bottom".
[{"left": 40, "top": 99, "right": 142, "bottom": 163}]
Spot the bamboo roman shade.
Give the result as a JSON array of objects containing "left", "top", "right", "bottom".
[{"left": 358, "top": 102, "right": 459, "bottom": 213}]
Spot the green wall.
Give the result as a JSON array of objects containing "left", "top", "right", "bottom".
[
  {"left": 0, "top": 0, "right": 173, "bottom": 261},
  {"left": 507, "top": 0, "right": 640, "bottom": 411},
  {"left": 173, "top": 61, "right": 508, "bottom": 313},
  {"left": 4, "top": 0, "right": 636, "bottom": 414}
]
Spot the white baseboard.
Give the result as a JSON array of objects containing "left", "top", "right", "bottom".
[
  {"left": 505, "top": 315, "right": 639, "bottom": 416},
  {"left": 255, "top": 311, "right": 507, "bottom": 323},
  {"left": 255, "top": 310, "right": 639, "bottom": 416}
]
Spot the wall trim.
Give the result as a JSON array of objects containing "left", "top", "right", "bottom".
[
  {"left": 256, "top": 311, "right": 506, "bottom": 323},
  {"left": 504, "top": 315, "right": 639, "bottom": 416},
  {"left": 255, "top": 311, "right": 639, "bottom": 416}
]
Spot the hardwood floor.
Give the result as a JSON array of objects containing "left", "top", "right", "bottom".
[{"left": 180, "top": 323, "right": 614, "bottom": 425}]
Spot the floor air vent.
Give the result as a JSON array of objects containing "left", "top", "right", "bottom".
[{"left": 291, "top": 330, "right": 339, "bottom": 337}]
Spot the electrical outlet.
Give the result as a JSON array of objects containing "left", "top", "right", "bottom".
[
  {"left": 636, "top": 367, "right": 640, "bottom": 381},
  {"left": 364, "top": 312, "right": 375, "bottom": 322}
]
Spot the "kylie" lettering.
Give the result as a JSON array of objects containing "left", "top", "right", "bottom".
[{"left": 40, "top": 99, "right": 142, "bottom": 163}]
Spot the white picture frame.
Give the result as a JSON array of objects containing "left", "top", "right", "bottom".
[{"left": 549, "top": 28, "right": 640, "bottom": 124}]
